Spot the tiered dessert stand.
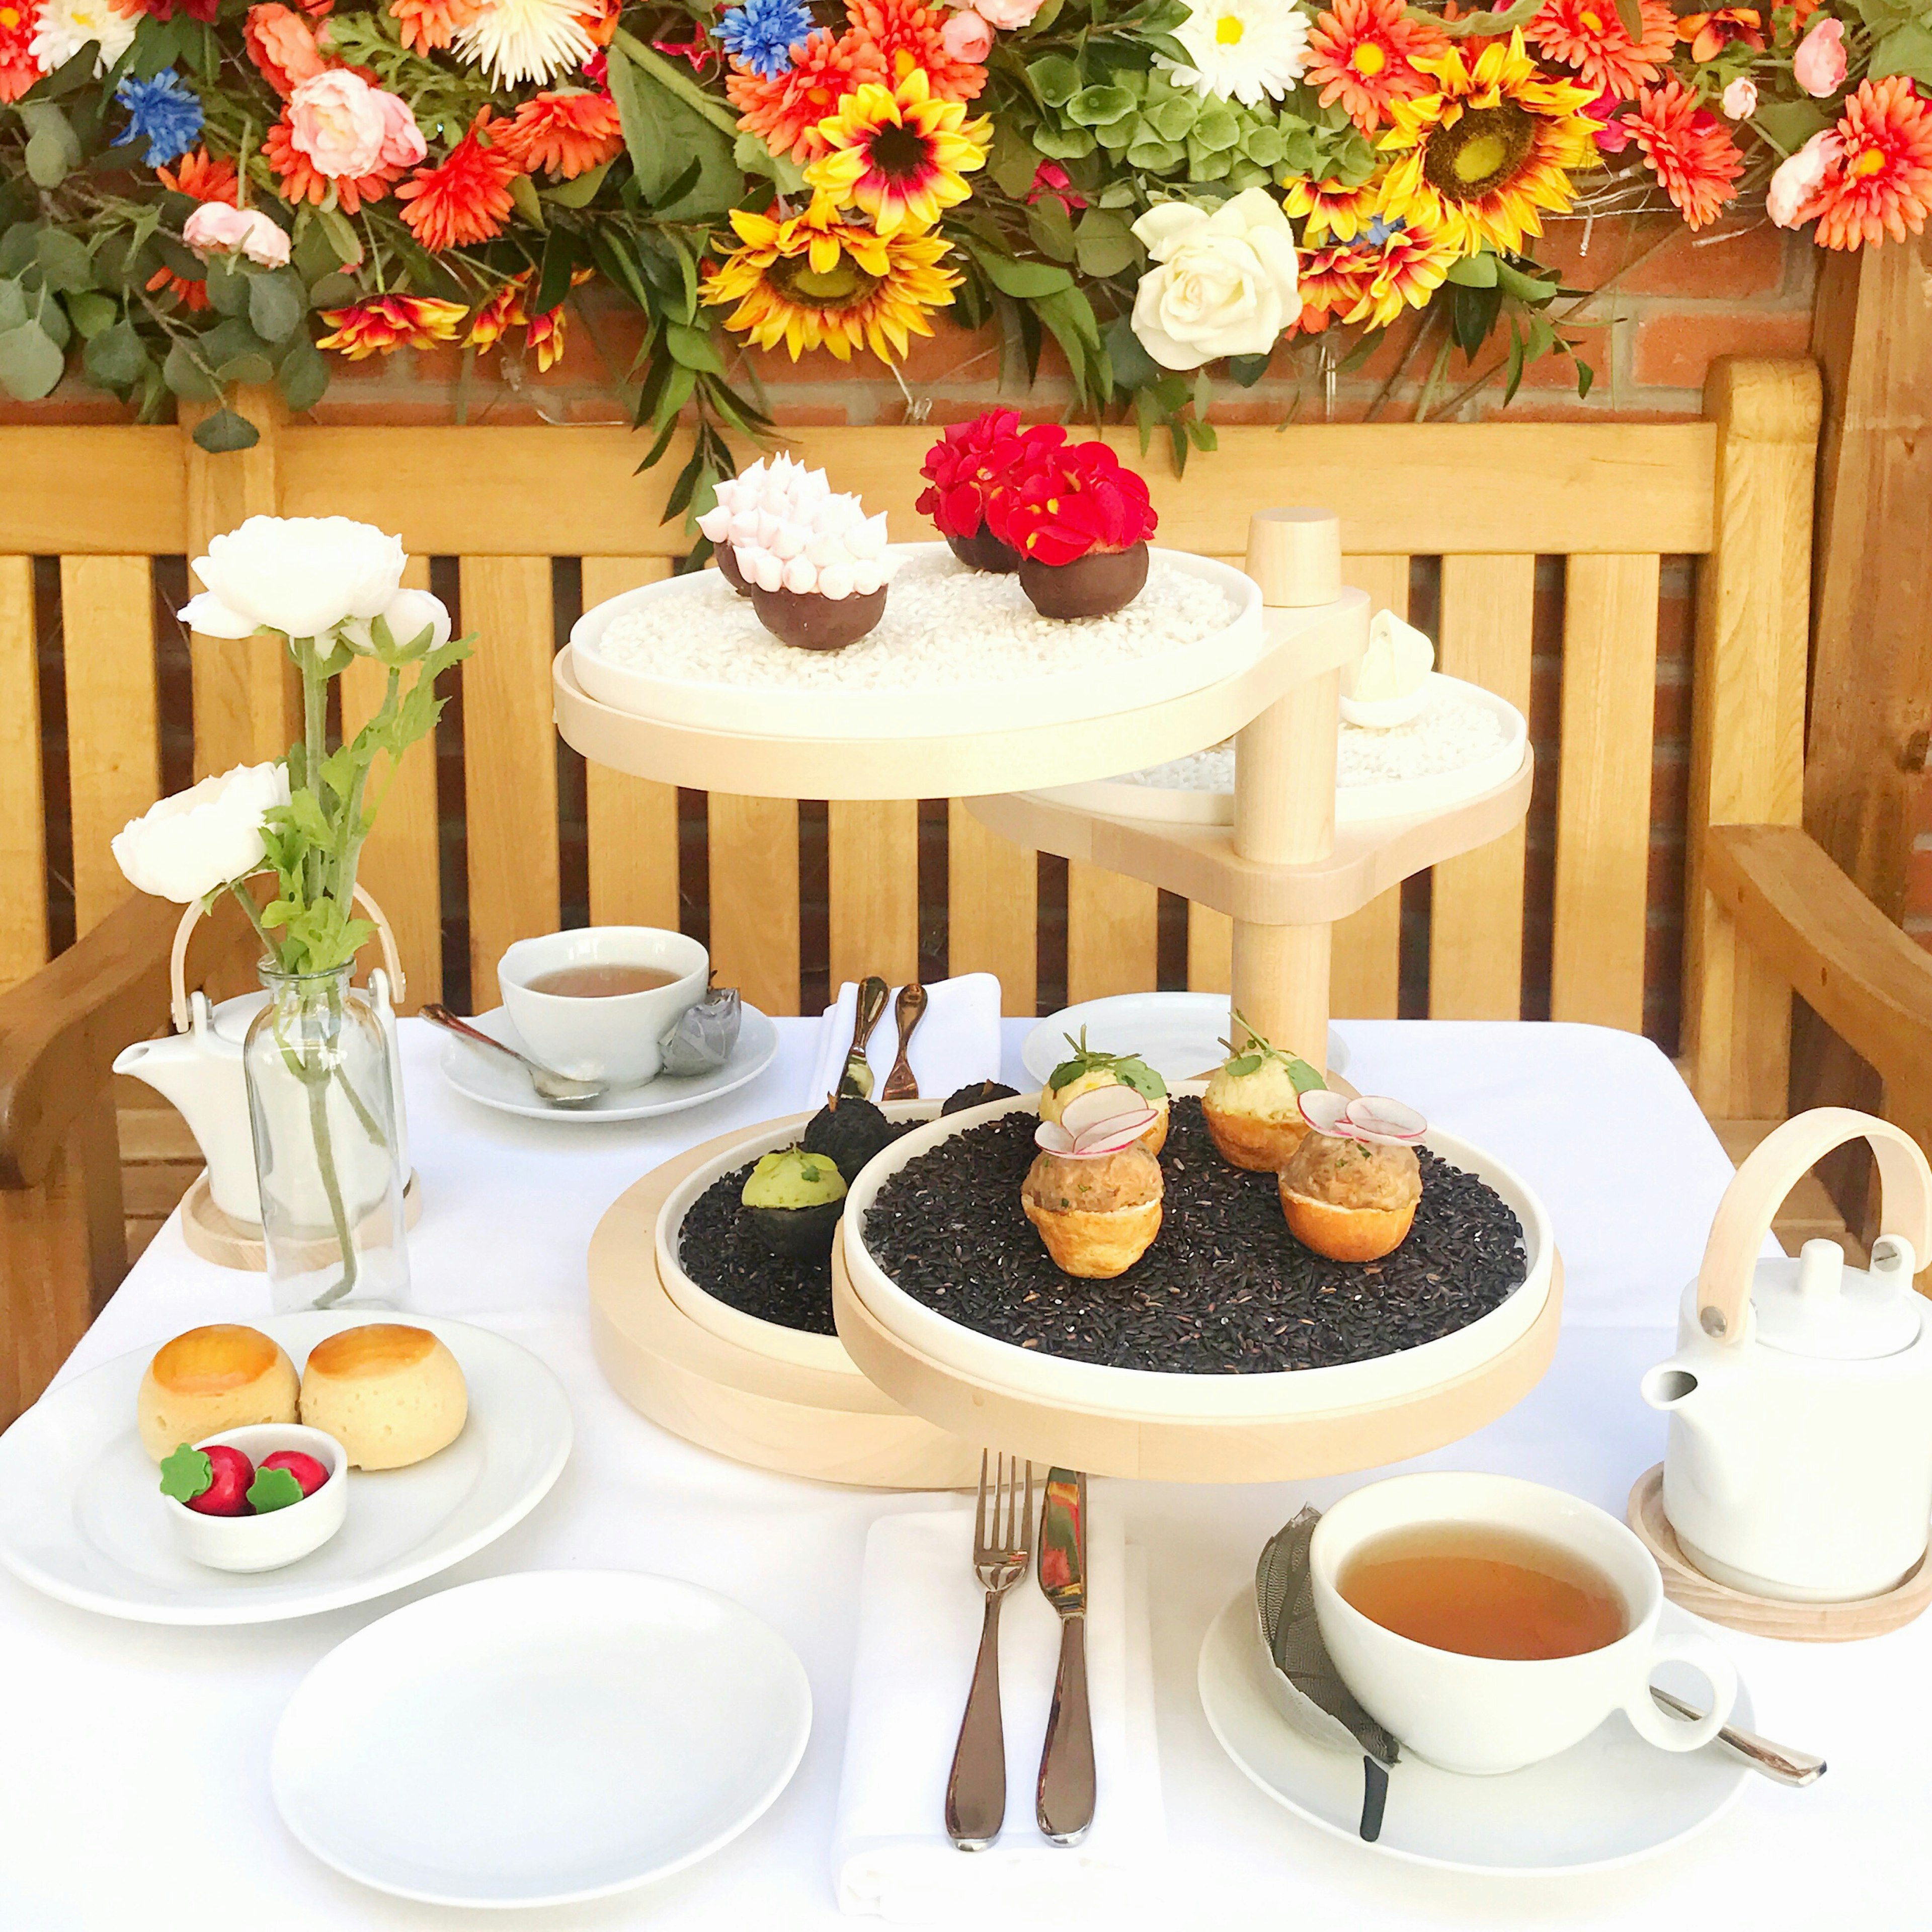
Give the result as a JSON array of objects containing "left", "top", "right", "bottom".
[{"left": 558, "top": 507, "right": 1554, "bottom": 1484}]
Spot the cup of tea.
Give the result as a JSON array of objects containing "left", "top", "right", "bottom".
[
  {"left": 498, "top": 927, "right": 709, "bottom": 1088},
  {"left": 1310, "top": 1472, "right": 1737, "bottom": 1777}
]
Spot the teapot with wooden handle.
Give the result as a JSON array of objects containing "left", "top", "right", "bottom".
[{"left": 1641, "top": 1108, "right": 1932, "bottom": 1603}]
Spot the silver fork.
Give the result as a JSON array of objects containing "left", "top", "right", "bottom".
[{"left": 945, "top": 1453, "right": 1035, "bottom": 1850}]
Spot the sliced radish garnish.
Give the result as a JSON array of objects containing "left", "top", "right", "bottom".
[
  {"left": 1059, "top": 1083, "right": 1158, "bottom": 1137},
  {"left": 1034, "top": 1120, "right": 1077, "bottom": 1154},
  {"left": 1298, "top": 1090, "right": 1353, "bottom": 1136},
  {"left": 1345, "top": 1096, "right": 1426, "bottom": 1143},
  {"left": 1034, "top": 1089, "right": 1158, "bottom": 1159}
]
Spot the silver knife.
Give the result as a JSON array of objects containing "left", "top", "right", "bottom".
[
  {"left": 838, "top": 976, "right": 890, "bottom": 1099},
  {"left": 1036, "top": 1469, "right": 1094, "bottom": 1844}
]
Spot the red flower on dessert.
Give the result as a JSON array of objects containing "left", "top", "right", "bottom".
[
  {"left": 1528, "top": 0, "right": 1673, "bottom": 101},
  {"left": 1807, "top": 75, "right": 1932, "bottom": 248},
  {"left": 1304, "top": 0, "right": 1445, "bottom": 135},
  {"left": 845, "top": 0, "right": 987, "bottom": 103},
  {"left": 396, "top": 110, "right": 521, "bottom": 252},
  {"left": 1673, "top": 7, "right": 1761, "bottom": 61},
  {"left": 0, "top": 0, "right": 40, "bottom": 103},
  {"left": 317, "top": 293, "right": 469, "bottom": 358},
  {"left": 988, "top": 436, "right": 1158, "bottom": 568},
  {"left": 1630, "top": 78, "right": 1743, "bottom": 228},
  {"left": 728, "top": 28, "right": 882, "bottom": 163},
  {"left": 266, "top": 114, "right": 405, "bottom": 212},
  {"left": 388, "top": 0, "right": 484, "bottom": 53},
  {"left": 497, "top": 88, "right": 623, "bottom": 178},
  {"left": 246, "top": 2, "right": 328, "bottom": 96},
  {"left": 917, "top": 407, "right": 1038, "bottom": 541}
]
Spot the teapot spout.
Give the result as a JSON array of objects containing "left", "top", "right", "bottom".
[
  {"left": 1642, "top": 1349, "right": 1748, "bottom": 1504},
  {"left": 1641, "top": 1361, "right": 1702, "bottom": 1412}
]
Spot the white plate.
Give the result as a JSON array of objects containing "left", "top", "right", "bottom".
[
  {"left": 1197, "top": 1590, "right": 1750, "bottom": 1875},
  {"left": 1025, "top": 675, "right": 1528, "bottom": 827},
  {"left": 570, "top": 543, "right": 1262, "bottom": 743},
  {"left": 1024, "top": 993, "right": 1348, "bottom": 1088},
  {"left": 272, "top": 1570, "right": 811, "bottom": 1907},
  {"left": 438, "top": 1002, "right": 778, "bottom": 1123},
  {"left": 0, "top": 1313, "right": 571, "bottom": 1625}
]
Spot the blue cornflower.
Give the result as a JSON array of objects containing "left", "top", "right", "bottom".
[
  {"left": 114, "top": 69, "right": 205, "bottom": 170},
  {"left": 714, "top": 0, "right": 816, "bottom": 79},
  {"left": 1362, "top": 215, "right": 1407, "bottom": 246}
]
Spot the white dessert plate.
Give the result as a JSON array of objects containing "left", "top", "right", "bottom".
[
  {"left": 1024, "top": 993, "right": 1348, "bottom": 1087},
  {"left": 272, "top": 1570, "right": 812, "bottom": 1907},
  {"left": 438, "top": 1001, "right": 778, "bottom": 1123},
  {"left": 1197, "top": 1590, "right": 1750, "bottom": 1875},
  {"left": 0, "top": 1313, "right": 571, "bottom": 1625}
]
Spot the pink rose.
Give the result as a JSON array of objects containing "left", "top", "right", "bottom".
[
  {"left": 1793, "top": 16, "right": 1846, "bottom": 98},
  {"left": 183, "top": 202, "right": 293, "bottom": 269},
  {"left": 287, "top": 69, "right": 388, "bottom": 179},
  {"left": 1767, "top": 128, "right": 1841, "bottom": 227},
  {"left": 1721, "top": 76, "right": 1757, "bottom": 119},
  {"left": 968, "top": 0, "right": 1043, "bottom": 28},
  {"left": 940, "top": 6, "right": 993, "bottom": 59},
  {"left": 370, "top": 86, "right": 426, "bottom": 170}
]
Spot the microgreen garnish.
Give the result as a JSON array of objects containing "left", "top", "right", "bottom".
[
  {"left": 1217, "top": 1012, "right": 1325, "bottom": 1092},
  {"left": 158, "top": 1442, "right": 212, "bottom": 1503},
  {"left": 1046, "top": 1027, "right": 1167, "bottom": 1100},
  {"left": 246, "top": 1466, "right": 305, "bottom": 1513}
]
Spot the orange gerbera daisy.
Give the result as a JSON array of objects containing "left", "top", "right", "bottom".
[
  {"left": 806, "top": 64, "right": 989, "bottom": 236},
  {"left": 845, "top": 0, "right": 986, "bottom": 103},
  {"left": 1809, "top": 75, "right": 1932, "bottom": 249},
  {"left": 265, "top": 115, "right": 406, "bottom": 212},
  {"left": 1305, "top": 0, "right": 1446, "bottom": 135},
  {"left": 497, "top": 88, "right": 622, "bottom": 177},
  {"left": 318, "top": 295, "right": 469, "bottom": 358},
  {"left": 1281, "top": 173, "right": 1385, "bottom": 242},
  {"left": 245, "top": 2, "right": 327, "bottom": 96},
  {"left": 576, "top": 0, "right": 617, "bottom": 44},
  {"left": 389, "top": 0, "right": 484, "bottom": 52},
  {"left": 1673, "top": 7, "right": 1761, "bottom": 61},
  {"left": 0, "top": 0, "right": 37, "bottom": 104},
  {"left": 157, "top": 147, "right": 238, "bottom": 203},
  {"left": 728, "top": 29, "right": 882, "bottom": 163},
  {"left": 1529, "top": 0, "right": 1673, "bottom": 100},
  {"left": 1630, "top": 77, "right": 1742, "bottom": 227},
  {"left": 397, "top": 110, "right": 521, "bottom": 251}
]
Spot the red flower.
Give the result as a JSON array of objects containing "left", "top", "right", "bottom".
[
  {"left": 246, "top": 2, "right": 328, "bottom": 96},
  {"left": 1529, "top": 0, "right": 1674, "bottom": 101},
  {"left": 396, "top": 109, "right": 521, "bottom": 252},
  {"left": 988, "top": 435, "right": 1158, "bottom": 568},
  {"left": 1630, "top": 77, "right": 1743, "bottom": 228},
  {"left": 0, "top": 0, "right": 38, "bottom": 102},
  {"left": 1673, "top": 7, "right": 1762, "bottom": 61},
  {"left": 497, "top": 89, "right": 623, "bottom": 178},
  {"left": 1026, "top": 161, "right": 1086, "bottom": 210},
  {"left": 113, "top": 0, "right": 220, "bottom": 20},
  {"left": 1808, "top": 75, "right": 1932, "bottom": 249},
  {"left": 917, "top": 408, "right": 1041, "bottom": 540}
]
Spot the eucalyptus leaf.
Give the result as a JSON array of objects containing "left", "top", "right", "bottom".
[
  {"left": 0, "top": 225, "right": 38, "bottom": 278},
  {"left": 163, "top": 336, "right": 220, "bottom": 399},
  {"left": 0, "top": 278, "right": 27, "bottom": 332},
  {"left": 277, "top": 334, "right": 329, "bottom": 413},
  {"left": 0, "top": 320, "right": 62, "bottom": 399},
  {"left": 1068, "top": 84, "right": 1137, "bottom": 127},
  {"left": 1033, "top": 123, "right": 1098, "bottom": 159},
  {"left": 34, "top": 228, "right": 93, "bottom": 293},
  {"left": 248, "top": 269, "right": 305, "bottom": 344},
  {"left": 1028, "top": 53, "right": 1082, "bottom": 105},
  {"left": 64, "top": 289, "right": 117, "bottom": 339},
  {"left": 84, "top": 317, "right": 148, "bottom": 386},
  {"left": 204, "top": 258, "right": 250, "bottom": 316},
  {"left": 23, "top": 114, "right": 79, "bottom": 190}
]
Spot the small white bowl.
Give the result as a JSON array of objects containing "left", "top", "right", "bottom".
[{"left": 163, "top": 1423, "right": 347, "bottom": 1574}]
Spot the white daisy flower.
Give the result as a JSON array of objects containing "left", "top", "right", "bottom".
[
  {"left": 453, "top": 0, "right": 596, "bottom": 86},
  {"left": 1164, "top": 0, "right": 1311, "bottom": 106},
  {"left": 30, "top": 0, "right": 137, "bottom": 75}
]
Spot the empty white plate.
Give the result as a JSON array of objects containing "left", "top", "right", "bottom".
[
  {"left": 1197, "top": 1590, "right": 1750, "bottom": 1875},
  {"left": 1025, "top": 993, "right": 1348, "bottom": 1089},
  {"left": 273, "top": 1569, "right": 812, "bottom": 1907}
]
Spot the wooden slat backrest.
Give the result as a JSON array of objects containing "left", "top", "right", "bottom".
[{"left": 0, "top": 557, "right": 46, "bottom": 990}]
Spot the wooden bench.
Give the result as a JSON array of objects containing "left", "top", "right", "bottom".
[{"left": 6, "top": 355, "right": 1926, "bottom": 1428}]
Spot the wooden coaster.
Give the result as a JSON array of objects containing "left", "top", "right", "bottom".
[
  {"left": 1627, "top": 1464, "right": 1932, "bottom": 1641},
  {"left": 587, "top": 1125, "right": 981, "bottom": 1490},
  {"left": 181, "top": 1170, "right": 424, "bottom": 1271}
]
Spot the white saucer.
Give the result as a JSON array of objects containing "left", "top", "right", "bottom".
[
  {"left": 1024, "top": 993, "right": 1348, "bottom": 1088},
  {"left": 1197, "top": 1590, "right": 1750, "bottom": 1875},
  {"left": 0, "top": 1313, "right": 571, "bottom": 1625},
  {"left": 272, "top": 1570, "right": 812, "bottom": 1907},
  {"left": 438, "top": 1001, "right": 778, "bottom": 1122}
]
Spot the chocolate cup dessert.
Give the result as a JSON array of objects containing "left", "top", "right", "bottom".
[
  {"left": 945, "top": 528, "right": 1022, "bottom": 574},
  {"left": 713, "top": 544, "right": 750, "bottom": 597},
  {"left": 749, "top": 581, "right": 888, "bottom": 652},
  {"left": 1017, "top": 541, "right": 1149, "bottom": 621}
]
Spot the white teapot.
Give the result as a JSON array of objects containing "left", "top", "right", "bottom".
[
  {"left": 113, "top": 889, "right": 410, "bottom": 1229},
  {"left": 1641, "top": 1108, "right": 1932, "bottom": 1603}
]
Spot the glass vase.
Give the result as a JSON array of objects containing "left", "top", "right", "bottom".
[{"left": 244, "top": 962, "right": 411, "bottom": 1313}]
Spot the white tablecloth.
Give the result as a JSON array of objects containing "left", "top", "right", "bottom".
[{"left": 1, "top": 1019, "right": 1915, "bottom": 1929}]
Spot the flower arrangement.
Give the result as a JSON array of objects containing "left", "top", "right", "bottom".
[{"left": 1, "top": 0, "right": 1926, "bottom": 487}]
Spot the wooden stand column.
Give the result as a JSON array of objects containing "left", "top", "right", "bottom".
[{"left": 1232, "top": 510, "right": 1347, "bottom": 1073}]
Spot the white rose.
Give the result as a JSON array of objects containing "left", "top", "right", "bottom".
[
  {"left": 338, "top": 587, "right": 452, "bottom": 657},
  {"left": 1130, "top": 188, "right": 1301, "bottom": 371},
  {"left": 110, "top": 762, "right": 289, "bottom": 904},
  {"left": 180, "top": 515, "right": 408, "bottom": 641}
]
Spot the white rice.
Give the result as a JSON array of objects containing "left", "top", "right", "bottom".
[{"left": 588, "top": 549, "right": 1234, "bottom": 693}]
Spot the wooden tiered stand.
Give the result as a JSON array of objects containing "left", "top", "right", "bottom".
[{"left": 560, "top": 508, "right": 1547, "bottom": 1477}]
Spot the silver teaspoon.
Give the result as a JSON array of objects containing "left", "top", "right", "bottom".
[
  {"left": 1649, "top": 1686, "right": 1825, "bottom": 1787},
  {"left": 423, "top": 1003, "right": 607, "bottom": 1107}
]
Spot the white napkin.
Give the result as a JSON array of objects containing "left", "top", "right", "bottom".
[
  {"left": 807, "top": 975, "right": 1004, "bottom": 1110},
  {"left": 832, "top": 1504, "right": 1166, "bottom": 1923}
]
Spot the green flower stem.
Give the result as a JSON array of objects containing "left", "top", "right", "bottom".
[
  {"left": 304, "top": 1041, "right": 359, "bottom": 1308},
  {"left": 299, "top": 635, "right": 329, "bottom": 912}
]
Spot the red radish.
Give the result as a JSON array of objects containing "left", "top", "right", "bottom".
[
  {"left": 258, "top": 1450, "right": 330, "bottom": 1499},
  {"left": 188, "top": 1444, "right": 254, "bottom": 1516}
]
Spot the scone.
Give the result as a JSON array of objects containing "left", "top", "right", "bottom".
[
  {"left": 298, "top": 1324, "right": 467, "bottom": 1470},
  {"left": 137, "top": 1325, "right": 299, "bottom": 1463}
]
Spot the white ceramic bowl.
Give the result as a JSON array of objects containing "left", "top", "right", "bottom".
[
  {"left": 843, "top": 1086, "right": 1553, "bottom": 1421},
  {"left": 499, "top": 927, "right": 709, "bottom": 1088},
  {"left": 163, "top": 1422, "right": 347, "bottom": 1573}
]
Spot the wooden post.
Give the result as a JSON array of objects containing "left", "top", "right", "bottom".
[
  {"left": 1680, "top": 358, "right": 1821, "bottom": 1119},
  {"left": 1232, "top": 509, "right": 1344, "bottom": 1073}
]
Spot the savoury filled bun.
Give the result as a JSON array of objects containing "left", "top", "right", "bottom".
[
  {"left": 299, "top": 1324, "right": 467, "bottom": 1470},
  {"left": 137, "top": 1324, "right": 299, "bottom": 1463}
]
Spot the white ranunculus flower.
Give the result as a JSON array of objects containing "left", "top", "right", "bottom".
[
  {"left": 181, "top": 515, "right": 408, "bottom": 641},
  {"left": 111, "top": 762, "right": 289, "bottom": 904},
  {"left": 1130, "top": 188, "right": 1301, "bottom": 371},
  {"left": 338, "top": 587, "right": 453, "bottom": 657}
]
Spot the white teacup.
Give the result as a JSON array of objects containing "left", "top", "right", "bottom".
[
  {"left": 498, "top": 927, "right": 708, "bottom": 1088},
  {"left": 1311, "top": 1472, "right": 1737, "bottom": 1777}
]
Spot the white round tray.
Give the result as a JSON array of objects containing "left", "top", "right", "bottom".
[
  {"left": 842, "top": 1086, "right": 1553, "bottom": 1422},
  {"left": 569, "top": 543, "right": 1262, "bottom": 743},
  {"left": 1024, "top": 674, "right": 1526, "bottom": 827}
]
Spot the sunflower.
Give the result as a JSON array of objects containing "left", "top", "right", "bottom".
[
  {"left": 702, "top": 196, "right": 960, "bottom": 360},
  {"left": 1304, "top": 0, "right": 1445, "bottom": 134},
  {"left": 728, "top": 27, "right": 881, "bottom": 162},
  {"left": 497, "top": 88, "right": 622, "bottom": 177},
  {"left": 1378, "top": 30, "right": 1600, "bottom": 256},
  {"left": 1528, "top": 0, "right": 1673, "bottom": 101},
  {"left": 804, "top": 65, "right": 989, "bottom": 237},
  {"left": 1809, "top": 75, "right": 1932, "bottom": 249},
  {"left": 316, "top": 294, "right": 469, "bottom": 358},
  {"left": 1281, "top": 172, "right": 1384, "bottom": 240},
  {"left": 1629, "top": 78, "right": 1742, "bottom": 228}
]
